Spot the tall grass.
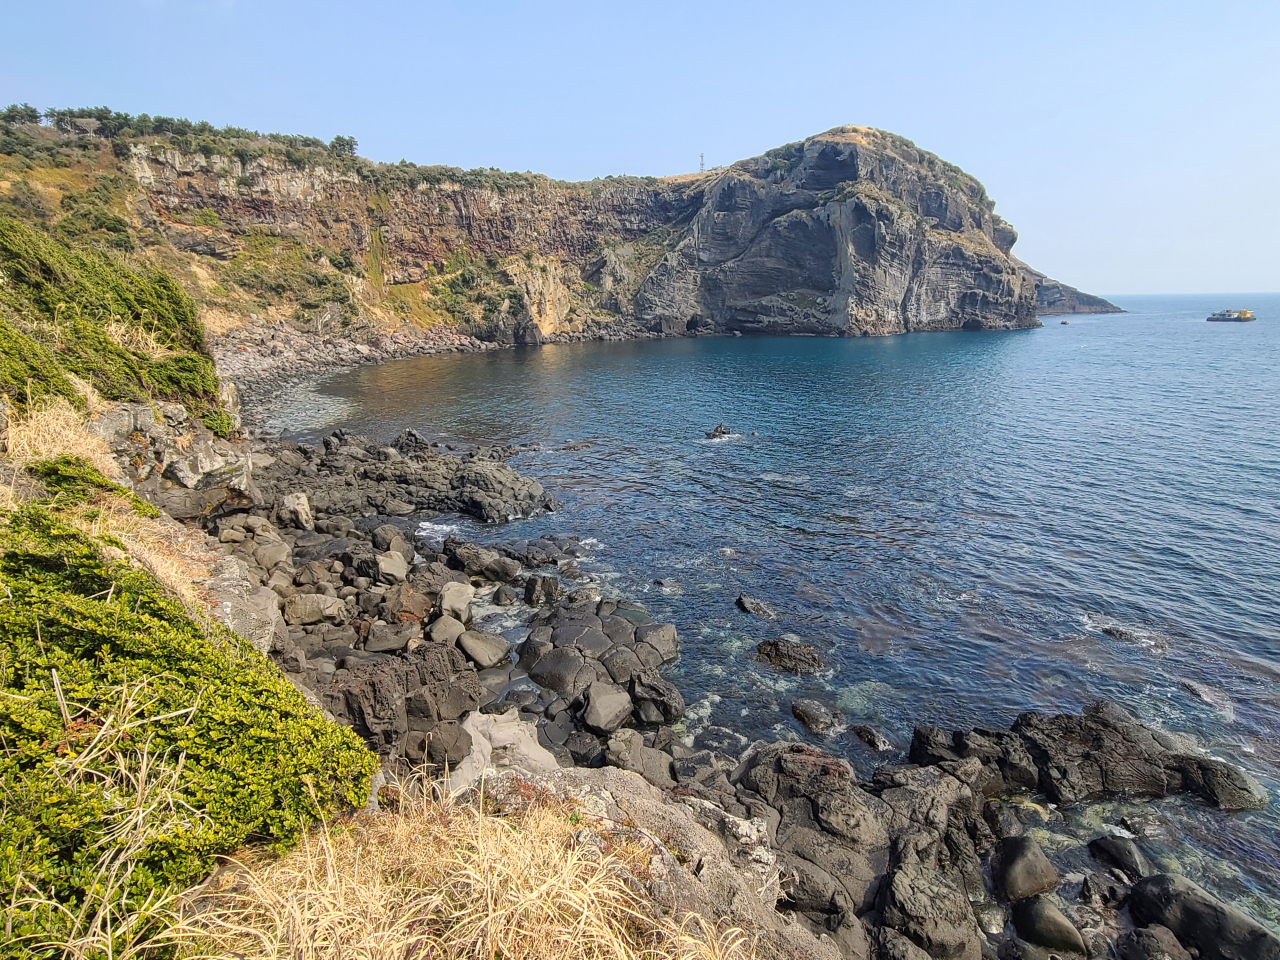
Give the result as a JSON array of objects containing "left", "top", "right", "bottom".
[
  {"left": 161, "top": 782, "right": 755, "bottom": 960},
  {"left": 7, "top": 682, "right": 205, "bottom": 960},
  {"left": 2, "top": 396, "right": 212, "bottom": 613}
]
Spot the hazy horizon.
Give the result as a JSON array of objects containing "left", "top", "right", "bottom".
[{"left": 3, "top": 0, "right": 1278, "bottom": 297}]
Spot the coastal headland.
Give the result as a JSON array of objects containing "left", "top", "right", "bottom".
[{"left": 0, "top": 106, "right": 1265, "bottom": 960}]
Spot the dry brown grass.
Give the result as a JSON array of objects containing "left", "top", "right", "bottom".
[
  {"left": 2, "top": 397, "right": 219, "bottom": 614},
  {"left": 106, "top": 319, "right": 178, "bottom": 359},
  {"left": 197, "top": 303, "right": 248, "bottom": 337},
  {"left": 3, "top": 396, "right": 118, "bottom": 479},
  {"left": 161, "top": 785, "right": 755, "bottom": 960}
]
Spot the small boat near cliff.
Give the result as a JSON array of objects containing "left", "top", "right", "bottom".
[{"left": 1207, "top": 309, "right": 1255, "bottom": 322}]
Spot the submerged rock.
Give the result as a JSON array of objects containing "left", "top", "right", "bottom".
[
  {"left": 791, "top": 698, "right": 844, "bottom": 736},
  {"left": 757, "top": 637, "right": 823, "bottom": 673}
]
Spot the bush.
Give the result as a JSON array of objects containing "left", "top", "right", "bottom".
[
  {"left": 0, "top": 315, "right": 79, "bottom": 409},
  {"left": 0, "top": 500, "right": 377, "bottom": 953},
  {"left": 0, "top": 215, "right": 228, "bottom": 421}
]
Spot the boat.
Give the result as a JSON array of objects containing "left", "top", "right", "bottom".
[
  {"left": 1207, "top": 309, "right": 1255, "bottom": 322},
  {"left": 1060, "top": 320, "right": 1069, "bottom": 325}
]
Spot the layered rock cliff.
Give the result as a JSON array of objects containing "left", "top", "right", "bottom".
[
  {"left": 1020, "top": 262, "right": 1124, "bottom": 316},
  {"left": 115, "top": 125, "right": 1115, "bottom": 345}
]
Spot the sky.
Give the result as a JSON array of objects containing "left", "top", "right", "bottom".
[{"left": 2, "top": 0, "right": 1278, "bottom": 295}]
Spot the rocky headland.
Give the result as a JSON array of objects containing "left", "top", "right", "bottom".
[
  {"left": 84, "top": 396, "right": 1279, "bottom": 960},
  {"left": 124, "top": 125, "right": 1109, "bottom": 351},
  {"left": 3, "top": 107, "right": 1261, "bottom": 959}
]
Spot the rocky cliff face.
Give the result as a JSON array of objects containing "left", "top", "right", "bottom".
[
  {"left": 1019, "top": 262, "right": 1124, "bottom": 316},
  {"left": 124, "top": 126, "right": 1103, "bottom": 344}
]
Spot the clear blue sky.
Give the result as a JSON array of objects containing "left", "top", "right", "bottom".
[{"left": 3, "top": 0, "right": 1278, "bottom": 295}]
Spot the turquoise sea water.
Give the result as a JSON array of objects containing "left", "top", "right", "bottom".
[{"left": 275, "top": 294, "right": 1280, "bottom": 912}]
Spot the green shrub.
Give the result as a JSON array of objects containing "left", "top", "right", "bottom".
[
  {"left": 0, "top": 503, "right": 377, "bottom": 953},
  {"left": 221, "top": 230, "right": 352, "bottom": 312},
  {"left": 0, "top": 315, "right": 79, "bottom": 409},
  {"left": 25, "top": 453, "right": 159, "bottom": 516},
  {"left": 191, "top": 208, "right": 222, "bottom": 228},
  {"left": 0, "top": 215, "right": 229, "bottom": 421},
  {"left": 201, "top": 409, "right": 235, "bottom": 438}
]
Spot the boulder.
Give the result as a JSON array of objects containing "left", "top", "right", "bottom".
[
  {"left": 635, "top": 622, "right": 679, "bottom": 661},
  {"left": 379, "top": 583, "right": 432, "bottom": 623},
  {"left": 583, "top": 681, "right": 634, "bottom": 734},
  {"left": 736, "top": 593, "right": 777, "bottom": 618},
  {"left": 1117, "top": 925, "right": 1194, "bottom": 960},
  {"left": 757, "top": 637, "right": 823, "bottom": 674},
  {"left": 276, "top": 491, "right": 314, "bottom": 531},
  {"left": 440, "top": 581, "right": 475, "bottom": 622},
  {"left": 853, "top": 724, "right": 894, "bottom": 752},
  {"left": 283, "top": 593, "right": 346, "bottom": 626},
  {"left": 1011, "top": 896, "right": 1086, "bottom": 955},
  {"left": 1130, "top": 874, "right": 1280, "bottom": 960},
  {"left": 630, "top": 668, "right": 685, "bottom": 723},
  {"left": 792, "top": 699, "right": 844, "bottom": 735},
  {"left": 881, "top": 859, "right": 983, "bottom": 960},
  {"left": 457, "top": 630, "right": 511, "bottom": 670},
  {"left": 1012, "top": 702, "right": 1268, "bottom": 810},
  {"left": 429, "top": 615, "right": 467, "bottom": 645},
  {"left": 428, "top": 721, "right": 473, "bottom": 766},
  {"left": 254, "top": 540, "right": 292, "bottom": 570},
  {"left": 1088, "top": 834, "right": 1150, "bottom": 882},
  {"left": 446, "top": 710, "right": 560, "bottom": 791},
  {"left": 483, "top": 556, "right": 521, "bottom": 582},
  {"left": 565, "top": 730, "right": 605, "bottom": 766},
  {"left": 524, "top": 574, "right": 562, "bottom": 606},
  {"left": 995, "top": 836, "right": 1059, "bottom": 902},
  {"left": 443, "top": 538, "right": 501, "bottom": 576},
  {"left": 493, "top": 584, "right": 520, "bottom": 606},
  {"left": 372, "top": 524, "right": 403, "bottom": 552},
  {"left": 375, "top": 551, "right": 409, "bottom": 584},
  {"left": 528, "top": 647, "right": 586, "bottom": 695},
  {"left": 604, "top": 728, "right": 675, "bottom": 787}
]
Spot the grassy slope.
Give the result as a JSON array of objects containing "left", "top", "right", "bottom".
[
  {"left": 0, "top": 454, "right": 376, "bottom": 957},
  {"left": 0, "top": 216, "right": 232, "bottom": 432}
]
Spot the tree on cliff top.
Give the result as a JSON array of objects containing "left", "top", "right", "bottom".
[{"left": 328, "top": 134, "right": 357, "bottom": 157}]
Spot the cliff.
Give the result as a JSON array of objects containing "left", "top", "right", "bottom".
[
  {"left": 1031, "top": 272, "right": 1124, "bottom": 316},
  {"left": 3, "top": 112, "right": 1118, "bottom": 354},
  {"left": 119, "top": 126, "right": 1074, "bottom": 342}
]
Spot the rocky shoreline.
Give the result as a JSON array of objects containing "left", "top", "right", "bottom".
[
  {"left": 211, "top": 316, "right": 657, "bottom": 430},
  {"left": 89, "top": 395, "right": 1279, "bottom": 960}
]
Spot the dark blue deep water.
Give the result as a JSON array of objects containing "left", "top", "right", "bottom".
[{"left": 274, "top": 294, "right": 1280, "bottom": 915}]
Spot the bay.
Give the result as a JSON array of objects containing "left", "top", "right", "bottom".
[{"left": 273, "top": 292, "right": 1280, "bottom": 914}]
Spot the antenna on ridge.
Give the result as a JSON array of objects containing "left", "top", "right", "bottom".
[{"left": 700, "top": 152, "right": 705, "bottom": 173}]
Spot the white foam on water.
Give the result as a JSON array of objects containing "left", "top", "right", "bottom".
[
  {"left": 695, "top": 433, "right": 742, "bottom": 445},
  {"left": 1083, "top": 613, "right": 1170, "bottom": 653},
  {"left": 682, "top": 694, "right": 722, "bottom": 737},
  {"left": 416, "top": 520, "right": 465, "bottom": 539},
  {"left": 759, "top": 472, "right": 811, "bottom": 484}
]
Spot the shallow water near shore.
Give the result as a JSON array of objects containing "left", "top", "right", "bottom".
[{"left": 274, "top": 294, "right": 1280, "bottom": 917}]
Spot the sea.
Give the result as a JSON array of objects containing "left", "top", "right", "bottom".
[{"left": 268, "top": 293, "right": 1280, "bottom": 917}]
